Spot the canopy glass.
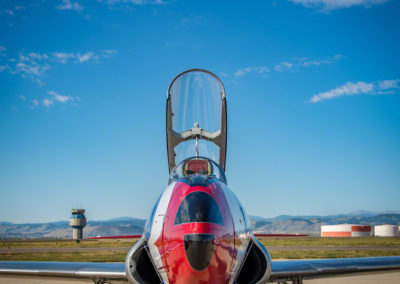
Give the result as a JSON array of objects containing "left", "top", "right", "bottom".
[{"left": 166, "top": 69, "right": 227, "bottom": 172}]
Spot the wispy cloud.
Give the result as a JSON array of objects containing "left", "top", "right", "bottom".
[
  {"left": 274, "top": 61, "right": 293, "bottom": 72},
  {"left": 53, "top": 52, "right": 75, "bottom": 64},
  {"left": 302, "top": 54, "right": 343, "bottom": 66},
  {"left": 275, "top": 54, "right": 342, "bottom": 72},
  {"left": 1, "top": 49, "right": 117, "bottom": 83},
  {"left": 48, "top": 91, "right": 73, "bottom": 103},
  {"left": 14, "top": 6, "right": 26, "bottom": 11},
  {"left": 43, "top": 98, "right": 54, "bottom": 108},
  {"left": 289, "top": 0, "right": 389, "bottom": 10},
  {"left": 15, "top": 54, "right": 51, "bottom": 77},
  {"left": 234, "top": 54, "right": 342, "bottom": 78},
  {"left": 77, "top": 52, "right": 96, "bottom": 63},
  {"left": 308, "top": 79, "right": 399, "bottom": 103},
  {"left": 0, "top": 65, "right": 10, "bottom": 72},
  {"left": 0, "top": 9, "right": 14, "bottom": 16},
  {"left": 378, "top": 79, "right": 400, "bottom": 90},
  {"left": 56, "top": 0, "right": 84, "bottom": 12},
  {"left": 53, "top": 50, "right": 115, "bottom": 64},
  {"left": 234, "top": 66, "right": 270, "bottom": 77},
  {"left": 98, "top": 0, "right": 165, "bottom": 7},
  {"left": 102, "top": 49, "right": 117, "bottom": 58},
  {"left": 42, "top": 91, "right": 79, "bottom": 108},
  {"left": 181, "top": 15, "right": 207, "bottom": 27},
  {"left": 0, "top": 3, "right": 43, "bottom": 18}
]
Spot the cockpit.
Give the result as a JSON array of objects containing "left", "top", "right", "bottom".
[{"left": 168, "top": 157, "right": 227, "bottom": 185}]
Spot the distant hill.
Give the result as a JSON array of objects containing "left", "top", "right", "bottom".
[
  {"left": 252, "top": 214, "right": 400, "bottom": 235},
  {"left": 0, "top": 218, "right": 146, "bottom": 239},
  {"left": 1, "top": 213, "right": 399, "bottom": 239}
]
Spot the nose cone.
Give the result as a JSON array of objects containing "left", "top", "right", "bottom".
[{"left": 184, "top": 234, "right": 215, "bottom": 271}]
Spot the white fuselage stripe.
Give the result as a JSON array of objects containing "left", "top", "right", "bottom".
[{"left": 148, "top": 182, "right": 176, "bottom": 284}]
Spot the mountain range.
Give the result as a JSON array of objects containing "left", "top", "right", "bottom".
[{"left": 1, "top": 212, "right": 399, "bottom": 239}]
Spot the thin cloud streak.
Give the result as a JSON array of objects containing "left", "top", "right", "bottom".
[
  {"left": 42, "top": 91, "right": 79, "bottom": 108},
  {"left": 379, "top": 79, "right": 400, "bottom": 90},
  {"left": 235, "top": 54, "right": 342, "bottom": 78},
  {"left": 274, "top": 61, "right": 293, "bottom": 72},
  {"left": 234, "top": 66, "right": 270, "bottom": 77},
  {"left": 98, "top": 0, "right": 165, "bottom": 6},
  {"left": 43, "top": 98, "right": 54, "bottom": 108},
  {"left": 0, "top": 49, "right": 117, "bottom": 82},
  {"left": 275, "top": 54, "right": 342, "bottom": 72},
  {"left": 308, "top": 79, "right": 399, "bottom": 103},
  {"left": 53, "top": 52, "right": 75, "bottom": 64},
  {"left": 56, "top": 0, "right": 84, "bottom": 12},
  {"left": 289, "top": 0, "right": 389, "bottom": 10},
  {"left": 77, "top": 52, "right": 96, "bottom": 63},
  {"left": 48, "top": 91, "right": 73, "bottom": 103}
]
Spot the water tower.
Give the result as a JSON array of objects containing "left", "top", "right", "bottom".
[{"left": 69, "top": 209, "right": 86, "bottom": 241}]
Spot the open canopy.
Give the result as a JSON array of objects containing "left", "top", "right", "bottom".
[{"left": 166, "top": 69, "right": 227, "bottom": 173}]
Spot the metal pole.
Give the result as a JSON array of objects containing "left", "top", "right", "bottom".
[{"left": 195, "top": 136, "right": 199, "bottom": 157}]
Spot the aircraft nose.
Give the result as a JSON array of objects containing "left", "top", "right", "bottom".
[{"left": 184, "top": 234, "right": 215, "bottom": 271}]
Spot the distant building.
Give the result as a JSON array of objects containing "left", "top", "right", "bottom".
[
  {"left": 321, "top": 224, "right": 371, "bottom": 237},
  {"left": 374, "top": 225, "right": 399, "bottom": 237},
  {"left": 69, "top": 209, "right": 86, "bottom": 241}
]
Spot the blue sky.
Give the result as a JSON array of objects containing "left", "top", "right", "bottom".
[{"left": 0, "top": 0, "right": 399, "bottom": 223}]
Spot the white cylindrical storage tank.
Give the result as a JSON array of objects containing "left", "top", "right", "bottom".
[
  {"left": 321, "top": 224, "right": 352, "bottom": 237},
  {"left": 351, "top": 225, "right": 372, "bottom": 237},
  {"left": 321, "top": 224, "right": 371, "bottom": 237},
  {"left": 375, "top": 225, "right": 399, "bottom": 237}
]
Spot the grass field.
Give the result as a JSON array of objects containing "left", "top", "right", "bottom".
[
  {"left": 1, "top": 237, "right": 399, "bottom": 262},
  {"left": 269, "top": 250, "right": 400, "bottom": 259},
  {"left": 258, "top": 237, "right": 400, "bottom": 247},
  {"left": 0, "top": 239, "right": 136, "bottom": 248},
  {"left": 0, "top": 251, "right": 127, "bottom": 262}
]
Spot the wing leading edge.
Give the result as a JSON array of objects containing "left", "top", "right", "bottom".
[
  {"left": 0, "top": 261, "right": 126, "bottom": 282},
  {"left": 270, "top": 256, "right": 400, "bottom": 283}
]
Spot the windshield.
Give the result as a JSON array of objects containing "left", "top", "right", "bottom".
[
  {"left": 174, "top": 191, "right": 224, "bottom": 225},
  {"left": 166, "top": 69, "right": 227, "bottom": 172}
]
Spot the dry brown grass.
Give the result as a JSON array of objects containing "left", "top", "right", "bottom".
[{"left": 1, "top": 237, "right": 399, "bottom": 261}]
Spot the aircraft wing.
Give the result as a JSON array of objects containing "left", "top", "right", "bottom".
[
  {"left": 1, "top": 257, "right": 400, "bottom": 283},
  {"left": 0, "top": 261, "right": 126, "bottom": 282},
  {"left": 269, "top": 256, "right": 400, "bottom": 282}
]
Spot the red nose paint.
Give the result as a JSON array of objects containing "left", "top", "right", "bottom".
[{"left": 154, "top": 181, "right": 237, "bottom": 284}]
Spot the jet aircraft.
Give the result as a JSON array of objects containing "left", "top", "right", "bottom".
[{"left": 0, "top": 69, "right": 399, "bottom": 283}]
